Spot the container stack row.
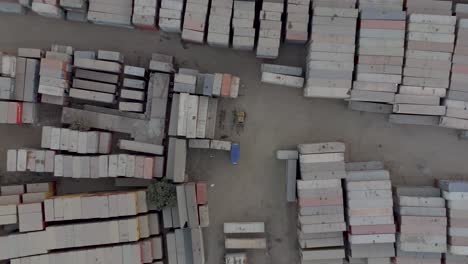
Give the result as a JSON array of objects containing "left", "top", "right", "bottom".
[
  {"left": 53, "top": 154, "right": 161, "bottom": 179},
  {"left": 38, "top": 45, "right": 74, "bottom": 106},
  {"left": 158, "top": 0, "right": 184, "bottom": 32},
  {"left": 87, "top": 0, "right": 133, "bottom": 28},
  {"left": 70, "top": 50, "right": 123, "bottom": 105},
  {"left": 173, "top": 69, "right": 239, "bottom": 97},
  {"left": 60, "top": 0, "right": 88, "bottom": 22},
  {"left": 170, "top": 93, "right": 218, "bottom": 139},
  {"left": 149, "top": 53, "right": 175, "bottom": 73},
  {"left": 0, "top": 101, "right": 37, "bottom": 124},
  {"left": 181, "top": 0, "right": 209, "bottom": 43},
  {"left": 346, "top": 165, "right": 396, "bottom": 263},
  {"left": 232, "top": 0, "right": 256, "bottom": 51},
  {"left": 304, "top": 7, "right": 358, "bottom": 99},
  {"left": 16, "top": 48, "right": 41, "bottom": 102},
  {"left": 12, "top": 240, "right": 162, "bottom": 264},
  {"left": 164, "top": 182, "right": 208, "bottom": 263},
  {"left": 165, "top": 227, "right": 205, "bottom": 264},
  {"left": 40, "top": 126, "right": 112, "bottom": 154},
  {"left": 24, "top": 183, "right": 55, "bottom": 204},
  {"left": 0, "top": 189, "right": 163, "bottom": 263},
  {"left": 224, "top": 222, "right": 266, "bottom": 250},
  {"left": 132, "top": 0, "right": 158, "bottom": 30},
  {"left": 0, "top": 183, "right": 55, "bottom": 206},
  {"left": 207, "top": 0, "right": 233, "bottom": 48},
  {"left": 393, "top": 186, "right": 447, "bottom": 264},
  {"left": 6, "top": 148, "right": 157, "bottom": 179},
  {"left": 440, "top": 19, "right": 468, "bottom": 129},
  {"left": 3, "top": 49, "right": 41, "bottom": 116},
  {"left": 392, "top": 14, "right": 456, "bottom": 124},
  {"left": 44, "top": 190, "right": 149, "bottom": 221},
  {"left": 16, "top": 203, "right": 43, "bottom": 232},
  {"left": 256, "top": 1, "right": 283, "bottom": 59},
  {"left": 0, "top": 58, "right": 16, "bottom": 101},
  {"left": 0, "top": 183, "right": 55, "bottom": 227},
  {"left": 285, "top": 0, "right": 309, "bottom": 44},
  {"left": 31, "top": 0, "right": 64, "bottom": 19},
  {"left": 349, "top": 10, "right": 406, "bottom": 114},
  {"left": 439, "top": 180, "right": 468, "bottom": 257},
  {"left": 297, "top": 142, "right": 346, "bottom": 264},
  {"left": 119, "top": 65, "right": 147, "bottom": 112},
  {"left": 176, "top": 182, "right": 209, "bottom": 229},
  {"left": 390, "top": 14, "right": 456, "bottom": 125},
  {"left": 173, "top": 70, "right": 197, "bottom": 94},
  {"left": 6, "top": 149, "right": 55, "bottom": 173},
  {"left": 0, "top": 53, "right": 17, "bottom": 88}
]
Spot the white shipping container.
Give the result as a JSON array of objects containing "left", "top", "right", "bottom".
[
  {"left": 224, "top": 222, "right": 265, "bottom": 233},
  {"left": 196, "top": 96, "right": 209, "bottom": 138},
  {"left": 186, "top": 95, "right": 199, "bottom": 138}
]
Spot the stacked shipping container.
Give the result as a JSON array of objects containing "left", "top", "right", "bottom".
[
  {"left": 232, "top": 1, "right": 256, "bottom": 51},
  {"left": 393, "top": 186, "right": 447, "bottom": 264},
  {"left": 350, "top": 10, "right": 406, "bottom": 114},
  {"left": 207, "top": 0, "right": 233, "bottom": 48},
  {"left": 149, "top": 53, "right": 174, "bottom": 73},
  {"left": 53, "top": 153, "right": 159, "bottom": 178},
  {"left": 304, "top": 6, "right": 358, "bottom": 99},
  {"left": 256, "top": 1, "right": 283, "bottom": 59},
  {"left": 32, "top": 0, "right": 65, "bottom": 18},
  {"left": 181, "top": 0, "right": 209, "bottom": 43},
  {"left": 16, "top": 48, "right": 41, "bottom": 103},
  {"left": 392, "top": 14, "right": 456, "bottom": 124},
  {"left": 164, "top": 182, "right": 209, "bottom": 263},
  {"left": 159, "top": 0, "right": 184, "bottom": 32},
  {"left": 41, "top": 126, "right": 112, "bottom": 154},
  {"left": 71, "top": 51, "right": 122, "bottom": 105},
  {"left": 6, "top": 149, "right": 55, "bottom": 173},
  {"left": 60, "top": 0, "right": 88, "bottom": 22},
  {"left": 132, "top": 0, "right": 158, "bottom": 30},
  {"left": 346, "top": 165, "right": 396, "bottom": 263},
  {"left": 87, "top": 0, "right": 133, "bottom": 27},
  {"left": 169, "top": 92, "right": 219, "bottom": 139},
  {"left": 297, "top": 142, "right": 347, "bottom": 264},
  {"left": 439, "top": 180, "right": 468, "bottom": 256},
  {"left": 0, "top": 183, "right": 54, "bottom": 228},
  {"left": 0, "top": 101, "right": 36, "bottom": 124},
  {"left": 120, "top": 65, "right": 147, "bottom": 112},
  {"left": 440, "top": 19, "right": 468, "bottom": 129},
  {"left": 285, "top": 0, "right": 309, "bottom": 44},
  {"left": 1, "top": 189, "right": 163, "bottom": 263},
  {"left": 224, "top": 222, "right": 267, "bottom": 249},
  {"left": 38, "top": 45, "right": 73, "bottom": 105}
]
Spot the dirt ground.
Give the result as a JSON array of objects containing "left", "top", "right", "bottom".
[{"left": 1, "top": 13, "right": 468, "bottom": 264}]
